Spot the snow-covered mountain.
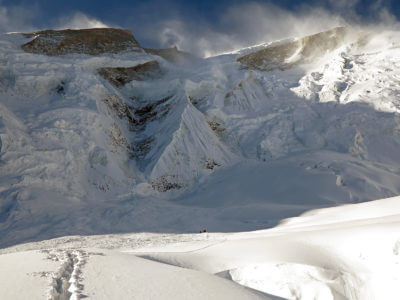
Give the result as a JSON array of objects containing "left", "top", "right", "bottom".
[
  {"left": 1, "top": 27, "right": 400, "bottom": 247},
  {"left": 1, "top": 26, "right": 400, "bottom": 242},
  {"left": 1, "top": 26, "right": 400, "bottom": 298}
]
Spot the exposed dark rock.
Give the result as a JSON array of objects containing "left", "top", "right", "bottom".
[
  {"left": 237, "top": 27, "right": 349, "bottom": 71},
  {"left": 128, "top": 137, "right": 155, "bottom": 160},
  {"left": 204, "top": 159, "right": 221, "bottom": 170},
  {"left": 151, "top": 175, "right": 183, "bottom": 192},
  {"left": 188, "top": 95, "right": 207, "bottom": 107},
  {"left": 102, "top": 93, "right": 173, "bottom": 161},
  {"left": 102, "top": 94, "right": 131, "bottom": 120},
  {"left": 144, "top": 46, "right": 195, "bottom": 63},
  {"left": 103, "top": 94, "right": 172, "bottom": 132},
  {"left": 55, "top": 81, "right": 65, "bottom": 95},
  {"left": 21, "top": 28, "right": 142, "bottom": 56},
  {"left": 132, "top": 95, "right": 172, "bottom": 121},
  {"left": 207, "top": 120, "right": 225, "bottom": 134},
  {"left": 107, "top": 122, "right": 127, "bottom": 151},
  {"left": 98, "top": 60, "right": 162, "bottom": 87}
]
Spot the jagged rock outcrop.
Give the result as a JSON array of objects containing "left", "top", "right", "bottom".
[
  {"left": 144, "top": 46, "right": 194, "bottom": 63},
  {"left": 237, "top": 27, "right": 349, "bottom": 71},
  {"left": 98, "top": 60, "right": 162, "bottom": 87},
  {"left": 21, "top": 28, "right": 142, "bottom": 56}
]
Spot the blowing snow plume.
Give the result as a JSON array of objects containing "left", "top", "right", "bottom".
[
  {"left": 237, "top": 27, "right": 351, "bottom": 71},
  {"left": 147, "top": 1, "right": 400, "bottom": 58},
  {"left": 0, "top": 1, "right": 112, "bottom": 34},
  {"left": 152, "top": 2, "right": 348, "bottom": 57},
  {"left": 0, "top": 2, "right": 37, "bottom": 33},
  {"left": 55, "top": 12, "right": 110, "bottom": 30}
]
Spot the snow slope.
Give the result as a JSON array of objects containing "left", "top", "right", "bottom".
[
  {"left": 1, "top": 26, "right": 400, "bottom": 250},
  {"left": 1, "top": 196, "right": 399, "bottom": 299},
  {"left": 138, "top": 197, "right": 400, "bottom": 299}
]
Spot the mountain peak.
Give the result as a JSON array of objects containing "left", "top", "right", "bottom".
[
  {"left": 237, "top": 27, "right": 350, "bottom": 71},
  {"left": 21, "top": 28, "right": 143, "bottom": 56}
]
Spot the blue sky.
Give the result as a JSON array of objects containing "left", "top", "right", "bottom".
[{"left": 0, "top": 0, "right": 399, "bottom": 56}]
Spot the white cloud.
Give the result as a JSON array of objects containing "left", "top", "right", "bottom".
[
  {"left": 328, "top": 0, "right": 360, "bottom": 9},
  {"left": 0, "top": 0, "right": 398, "bottom": 57},
  {"left": 0, "top": 3, "right": 111, "bottom": 34},
  {"left": 155, "top": 2, "right": 347, "bottom": 57},
  {"left": 0, "top": 3, "right": 37, "bottom": 33},
  {"left": 151, "top": 1, "right": 400, "bottom": 58},
  {"left": 221, "top": 3, "right": 346, "bottom": 47},
  {"left": 55, "top": 12, "right": 110, "bottom": 30},
  {"left": 157, "top": 20, "right": 236, "bottom": 57}
]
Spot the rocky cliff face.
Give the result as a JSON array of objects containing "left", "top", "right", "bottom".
[
  {"left": 21, "top": 28, "right": 143, "bottom": 56},
  {"left": 98, "top": 60, "right": 162, "bottom": 87},
  {"left": 237, "top": 27, "right": 349, "bottom": 71}
]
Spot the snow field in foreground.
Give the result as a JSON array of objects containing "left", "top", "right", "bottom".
[{"left": 1, "top": 196, "right": 399, "bottom": 299}]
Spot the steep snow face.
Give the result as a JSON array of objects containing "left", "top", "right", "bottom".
[
  {"left": 105, "top": 77, "right": 237, "bottom": 191},
  {"left": 149, "top": 100, "right": 237, "bottom": 190},
  {"left": 1, "top": 27, "right": 400, "bottom": 247}
]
